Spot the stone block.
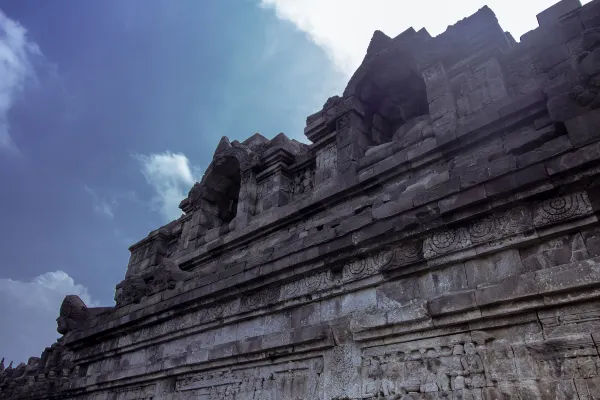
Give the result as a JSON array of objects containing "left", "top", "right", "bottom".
[
  {"left": 429, "top": 93, "right": 456, "bottom": 120},
  {"left": 413, "top": 178, "right": 461, "bottom": 206},
  {"left": 484, "top": 163, "right": 548, "bottom": 197},
  {"left": 547, "top": 91, "right": 589, "bottom": 122},
  {"left": 350, "top": 308, "right": 387, "bottom": 332},
  {"left": 378, "top": 277, "right": 421, "bottom": 306},
  {"left": 372, "top": 195, "right": 414, "bottom": 220},
  {"left": 475, "top": 274, "right": 538, "bottom": 306},
  {"left": 456, "top": 106, "right": 500, "bottom": 137},
  {"left": 582, "top": 227, "right": 600, "bottom": 256},
  {"left": 459, "top": 156, "right": 517, "bottom": 189},
  {"left": 465, "top": 249, "right": 525, "bottom": 288},
  {"left": 546, "top": 140, "right": 600, "bottom": 174},
  {"left": 261, "top": 331, "right": 291, "bottom": 349},
  {"left": 499, "top": 90, "right": 545, "bottom": 118},
  {"left": 235, "top": 337, "right": 263, "bottom": 355},
  {"left": 504, "top": 124, "right": 559, "bottom": 155},
  {"left": 407, "top": 137, "right": 438, "bottom": 160},
  {"left": 291, "top": 324, "right": 329, "bottom": 344},
  {"left": 537, "top": 0, "right": 581, "bottom": 27},
  {"left": 438, "top": 185, "right": 487, "bottom": 214},
  {"left": 565, "top": 108, "right": 600, "bottom": 146},
  {"left": 520, "top": 233, "right": 589, "bottom": 272},
  {"left": 460, "top": 164, "right": 490, "bottom": 188},
  {"left": 535, "top": 44, "right": 571, "bottom": 74},
  {"left": 386, "top": 299, "right": 429, "bottom": 324},
  {"left": 428, "top": 290, "right": 477, "bottom": 316},
  {"left": 291, "top": 303, "right": 321, "bottom": 329},
  {"left": 536, "top": 256, "right": 600, "bottom": 292},
  {"left": 581, "top": 0, "right": 600, "bottom": 28},
  {"left": 516, "top": 134, "right": 573, "bottom": 167},
  {"left": 432, "top": 113, "right": 458, "bottom": 145},
  {"left": 336, "top": 126, "right": 371, "bottom": 149}
]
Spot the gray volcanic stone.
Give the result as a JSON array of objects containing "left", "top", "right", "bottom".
[{"left": 7, "top": 1, "right": 600, "bottom": 399}]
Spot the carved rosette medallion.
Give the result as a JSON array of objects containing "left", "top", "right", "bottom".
[
  {"left": 424, "top": 227, "right": 471, "bottom": 258},
  {"left": 497, "top": 205, "right": 533, "bottom": 235},
  {"left": 393, "top": 241, "right": 423, "bottom": 267},
  {"left": 303, "top": 272, "right": 327, "bottom": 292},
  {"left": 467, "top": 215, "right": 496, "bottom": 244},
  {"left": 344, "top": 250, "right": 393, "bottom": 280},
  {"left": 534, "top": 192, "right": 592, "bottom": 227}
]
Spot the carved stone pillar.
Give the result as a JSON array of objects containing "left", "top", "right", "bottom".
[
  {"left": 336, "top": 124, "right": 371, "bottom": 179},
  {"left": 422, "top": 62, "right": 458, "bottom": 146},
  {"left": 334, "top": 98, "right": 370, "bottom": 181},
  {"left": 236, "top": 169, "right": 257, "bottom": 230},
  {"left": 125, "top": 229, "right": 168, "bottom": 279},
  {"left": 255, "top": 167, "right": 292, "bottom": 214},
  {"left": 314, "top": 140, "right": 338, "bottom": 187}
]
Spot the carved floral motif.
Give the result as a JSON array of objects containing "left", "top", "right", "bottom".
[
  {"left": 256, "top": 177, "right": 273, "bottom": 200},
  {"left": 533, "top": 192, "right": 592, "bottom": 227},
  {"left": 424, "top": 192, "right": 592, "bottom": 260},
  {"left": 424, "top": 227, "right": 472, "bottom": 258},
  {"left": 343, "top": 250, "right": 393, "bottom": 280},
  {"left": 241, "top": 287, "right": 280, "bottom": 311},
  {"left": 392, "top": 241, "right": 423, "bottom": 267},
  {"left": 290, "top": 167, "right": 314, "bottom": 198}
]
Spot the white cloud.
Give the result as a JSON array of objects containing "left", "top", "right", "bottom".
[
  {"left": 84, "top": 186, "right": 140, "bottom": 219},
  {"left": 134, "top": 151, "right": 201, "bottom": 222},
  {"left": 0, "top": 271, "right": 98, "bottom": 364},
  {"left": 84, "top": 185, "right": 117, "bottom": 218},
  {"left": 260, "top": 0, "right": 592, "bottom": 76},
  {"left": 0, "top": 8, "right": 41, "bottom": 154}
]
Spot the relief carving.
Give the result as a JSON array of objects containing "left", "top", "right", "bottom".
[
  {"left": 290, "top": 166, "right": 314, "bottom": 199},
  {"left": 424, "top": 227, "right": 472, "bottom": 258},
  {"left": 175, "top": 358, "right": 323, "bottom": 400},
  {"left": 362, "top": 332, "right": 600, "bottom": 399},
  {"left": 533, "top": 191, "right": 593, "bottom": 227},
  {"left": 112, "top": 384, "right": 155, "bottom": 400},
  {"left": 256, "top": 177, "right": 273, "bottom": 201},
  {"left": 424, "top": 193, "right": 592, "bottom": 260},
  {"left": 343, "top": 250, "right": 393, "bottom": 280},
  {"left": 115, "top": 257, "right": 192, "bottom": 306},
  {"left": 392, "top": 241, "right": 424, "bottom": 268},
  {"left": 361, "top": 336, "right": 489, "bottom": 398},
  {"left": 316, "top": 143, "right": 338, "bottom": 183},
  {"left": 240, "top": 287, "right": 280, "bottom": 312}
]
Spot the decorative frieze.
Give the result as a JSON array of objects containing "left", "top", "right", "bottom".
[
  {"left": 533, "top": 192, "right": 593, "bottom": 227},
  {"left": 424, "top": 192, "right": 593, "bottom": 260},
  {"left": 175, "top": 357, "right": 323, "bottom": 399}
]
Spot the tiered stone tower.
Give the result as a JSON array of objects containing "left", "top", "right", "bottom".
[{"left": 4, "top": 0, "right": 600, "bottom": 398}]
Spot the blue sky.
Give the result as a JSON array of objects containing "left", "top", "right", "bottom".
[{"left": 0, "top": 0, "right": 578, "bottom": 364}]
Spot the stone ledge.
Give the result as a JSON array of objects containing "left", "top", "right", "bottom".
[
  {"left": 67, "top": 172, "right": 600, "bottom": 347},
  {"left": 80, "top": 324, "right": 333, "bottom": 390},
  {"left": 70, "top": 196, "right": 598, "bottom": 365}
]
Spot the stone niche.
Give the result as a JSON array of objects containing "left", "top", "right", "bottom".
[{"left": 8, "top": 1, "right": 600, "bottom": 399}]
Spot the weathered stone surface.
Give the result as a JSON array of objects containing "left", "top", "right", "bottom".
[{"left": 7, "top": 1, "right": 600, "bottom": 399}]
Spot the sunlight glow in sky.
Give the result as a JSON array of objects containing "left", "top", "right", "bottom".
[{"left": 261, "top": 0, "right": 592, "bottom": 75}]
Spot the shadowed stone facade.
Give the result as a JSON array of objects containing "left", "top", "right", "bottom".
[{"left": 5, "top": 0, "right": 600, "bottom": 398}]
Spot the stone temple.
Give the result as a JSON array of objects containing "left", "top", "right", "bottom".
[{"left": 6, "top": 0, "right": 600, "bottom": 398}]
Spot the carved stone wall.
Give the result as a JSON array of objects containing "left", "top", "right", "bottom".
[{"left": 6, "top": 1, "right": 600, "bottom": 399}]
